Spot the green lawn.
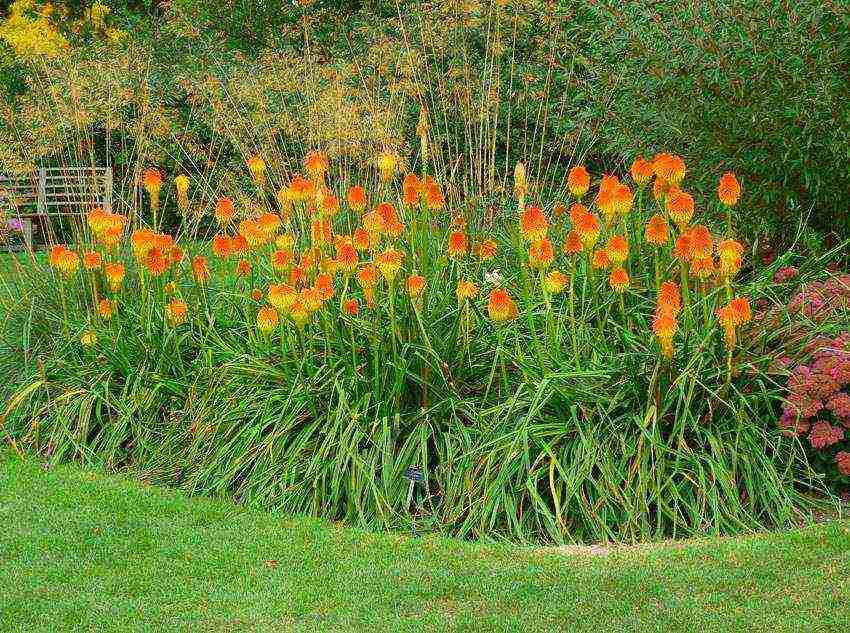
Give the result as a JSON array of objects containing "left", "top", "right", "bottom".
[{"left": 1, "top": 453, "right": 849, "bottom": 632}]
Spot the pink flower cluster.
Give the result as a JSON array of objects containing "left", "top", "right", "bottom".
[
  {"left": 773, "top": 266, "right": 799, "bottom": 283},
  {"left": 786, "top": 275, "right": 850, "bottom": 320},
  {"left": 837, "top": 452, "right": 850, "bottom": 476},
  {"left": 779, "top": 333, "right": 850, "bottom": 476}
]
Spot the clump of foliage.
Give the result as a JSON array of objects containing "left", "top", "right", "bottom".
[{"left": 1, "top": 130, "right": 837, "bottom": 543}]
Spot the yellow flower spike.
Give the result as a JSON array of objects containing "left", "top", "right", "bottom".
[{"left": 80, "top": 330, "right": 98, "bottom": 348}]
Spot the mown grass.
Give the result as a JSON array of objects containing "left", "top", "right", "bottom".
[{"left": 2, "top": 451, "right": 849, "bottom": 632}]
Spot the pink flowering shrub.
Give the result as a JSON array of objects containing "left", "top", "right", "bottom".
[
  {"left": 785, "top": 274, "right": 850, "bottom": 320},
  {"left": 778, "top": 332, "right": 850, "bottom": 491}
]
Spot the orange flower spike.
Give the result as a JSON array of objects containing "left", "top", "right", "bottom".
[
  {"left": 690, "top": 256, "right": 715, "bottom": 281},
  {"left": 142, "top": 168, "right": 163, "bottom": 207},
  {"left": 268, "top": 249, "right": 291, "bottom": 273},
  {"left": 212, "top": 234, "right": 232, "bottom": 259},
  {"left": 256, "top": 306, "right": 279, "bottom": 334},
  {"left": 563, "top": 230, "right": 583, "bottom": 256},
  {"left": 666, "top": 187, "right": 695, "bottom": 228},
  {"left": 406, "top": 274, "right": 426, "bottom": 298},
  {"left": 192, "top": 256, "right": 211, "bottom": 285},
  {"left": 322, "top": 194, "right": 340, "bottom": 217},
  {"left": 688, "top": 225, "right": 712, "bottom": 259},
  {"left": 644, "top": 214, "right": 669, "bottom": 246},
  {"left": 289, "top": 297, "right": 311, "bottom": 328},
  {"left": 716, "top": 296, "right": 752, "bottom": 348},
  {"left": 630, "top": 156, "right": 654, "bottom": 187},
  {"left": 347, "top": 185, "right": 367, "bottom": 213},
  {"left": 103, "top": 262, "right": 126, "bottom": 293},
  {"left": 315, "top": 273, "right": 335, "bottom": 301},
  {"left": 267, "top": 283, "right": 297, "bottom": 311},
  {"left": 289, "top": 175, "right": 314, "bottom": 201},
  {"left": 668, "top": 155, "right": 686, "bottom": 184},
  {"left": 423, "top": 176, "right": 445, "bottom": 211},
  {"left": 335, "top": 241, "right": 359, "bottom": 273},
  {"left": 567, "top": 165, "right": 590, "bottom": 197},
  {"left": 97, "top": 299, "right": 113, "bottom": 320},
  {"left": 362, "top": 210, "right": 385, "bottom": 237},
  {"left": 487, "top": 288, "right": 518, "bottom": 323},
  {"left": 591, "top": 248, "right": 611, "bottom": 270},
  {"left": 384, "top": 217, "right": 406, "bottom": 239},
  {"left": 595, "top": 174, "right": 619, "bottom": 219},
  {"left": 299, "top": 248, "right": 318, "bottom": 272},
  {"left": 130, "top": 229, "right": 155, "bottom": 260},
  {"left": 86, "top": 208, "right": 108, "bottom": 235},
  {"left": 569, "top": 203, "right": 587, "bottom": 226},
  {"left": 145, "top": 248, "right": 169, "bottom": 277},
  {"left": 520, "top": 205, "right": 549, "bottom": 242},
  {"left": 606, "top": 234, "right": 629, "bottom": 265},
  {"left": 730, "top": 296, "right": 752, "bottom": 324},
  {"left": 609, "top": 266, "right": 630, "bottom": 293},
  {"left": 456, "top": 280, "right": 479, "bottom": 303},
  {"left": 342, "top": 298, "right": 359, "bottom": 316},
  {"left": 447, "top": 231, "right": 468, "bottom": 259},
  {"left": 352, "top": 228, "right": 371, "bottom": 252},
  {"left": 376, "top": 202, "right": 398, "bottom": 227},
  {"left": 356, "top": 264, "right": 380, "bottom": 306},
  {"left": 250, "top": 288, "right": 263, "bottom": 302},
  {"left": 257, "top": 212, "right": 282, "bottom": 238},
  {"left": 658, "top": 281, "right": 682, "bottom": 315},
  {"left": 402, "top": 173, "right": 422, "bottom": 207},
  {"left": 673, "top": 232, "right": 693, "bottom": 262},
  {"left": 652, "top": 308, "right": 679, "bottom": 358},
  {"left": 717, "top": 172, "right": 741, "bottom": 207},
  {"left": 214, "top": 197, "right": 235, "bottom": 226},
  {"left": 83, "top": 251, "right": 102, "bottom": 271},
  {"left": 573, "top": 207, "right": 600, "bottom": 249},
  {"left": 231, "top": 234, "right": 249, "bottom": 256},
  {"left": 304, "top": 150, "right": 329, "bottom": 180},
  {"left": 717, "top": 239, "right": 744, "bottom": 279},
  {"left": 543, "top": 269, "right": 568, "bottom": 295},
  {"left": 302, "top": 286, "right": 324, "bottom": 313},
  {"left": 375, "top": 248, "right": 405, "bottom": 283},
  {"left": 528, "top": 238, "right": 555, "bottom": 269},
  {"left": 476, "top": 238, "right": 498, "bottom": 261},
  {"left": 356, "top": 264, "right": 379, "bottom": 289},
  {"left": 652, "top": 153, "right": 685, "bottom": 184},
  {"left": 165, "top": 298, "right": 188, "bottom": 326},
  {"left": 613, "top": 183, "right": 634, "bottom": 217}
]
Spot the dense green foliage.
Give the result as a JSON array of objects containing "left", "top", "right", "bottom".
[
  {"left": 163, "top": 0, "right": 850, "bottom": 240},
  {"left": 3, "top": 1, "right": 849, "bottom": 242},
  {"left": 3, "top": 453, "right": 849, "bottom": 632}
]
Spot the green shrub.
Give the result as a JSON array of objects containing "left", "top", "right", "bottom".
[{"left": 578, "top": 1, "right": 850, "bottom": 240}]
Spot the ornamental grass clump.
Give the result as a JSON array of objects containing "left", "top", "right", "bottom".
[{"left": 1, "top": 129, "right": 838, "bottom": 544}]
